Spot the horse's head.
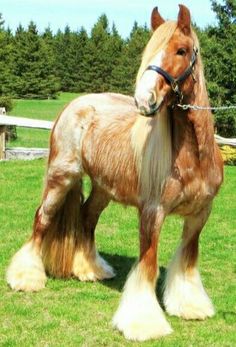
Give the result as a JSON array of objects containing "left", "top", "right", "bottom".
[{"left": 135, "top": 5, "right": 199, "bottom": 116}]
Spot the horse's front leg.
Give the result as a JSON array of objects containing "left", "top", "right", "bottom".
[
  {"left": 113, "top": 206, "right": 172, "bottom": 341},
  {"left": 164, "top": 204, "right": 215, "bottom": 320}
]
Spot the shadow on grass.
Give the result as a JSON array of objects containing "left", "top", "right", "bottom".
[{"left": 100, "top": 252, "right": 167, "bottom": 305}]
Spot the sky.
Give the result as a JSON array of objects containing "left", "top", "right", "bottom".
[{"left": 1, "top": 0, "right": 223, "bottom": 38}]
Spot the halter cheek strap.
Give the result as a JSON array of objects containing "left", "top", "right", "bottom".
[{"left": 146, "top": 47, "right": 198, "bottom": 102}]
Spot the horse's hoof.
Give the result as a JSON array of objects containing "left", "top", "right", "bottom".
[
  {"left": 73, "top": 250, "right": 115, "bottom": 281},
  {"left": 113, "top": 308, "right": 172, "bottom": 341},
  {"left": 6, "top": 242, "right": 47, "bottom": 292}
]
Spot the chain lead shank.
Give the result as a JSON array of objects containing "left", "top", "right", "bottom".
[{"left": 177, "top": 104, "right": 236, "bottom": 111}]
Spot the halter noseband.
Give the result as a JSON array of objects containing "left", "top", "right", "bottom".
[{"left": 146, "top": 47, "right": 198, "bottom": 104}]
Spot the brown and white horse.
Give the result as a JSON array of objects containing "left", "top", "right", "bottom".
[{"left": 7, "top": 5, "right": 223, "bottom": 341}]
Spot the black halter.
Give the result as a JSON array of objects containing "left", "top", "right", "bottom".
[{"left": 146, "top": 47, "right": 198, "bottom": 103}]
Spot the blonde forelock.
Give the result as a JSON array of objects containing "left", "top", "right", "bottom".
[{"left": 136, "top": 21, "right": 177, "bottom": 82}]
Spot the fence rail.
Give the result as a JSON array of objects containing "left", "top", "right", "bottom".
[
  {"left": 0, "top": 109, "right": 53, "bottom": 160},
  {"left": 0, "top": 114, "right": 53, "bottom": 130},
  {"left": 214, "top": 134, "right": 236, "bottom": 147},
  {"left": 0, "top": 108, "right": 235, "bottom": 160}
]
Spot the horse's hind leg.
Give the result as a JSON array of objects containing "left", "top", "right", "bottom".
[
  {"left": 164, "top": 204, "right": 215, "bottom": 319},
  {"left": 72, "top": 183, "right": 115, "bottom": 281},
  {"left": 6, "top": 104, "right": 98, "bottom": 291},
  {"left": 113, "top": 206, "right": 172, "bottom": 341},
  {"left": 6, "top": 162, "right": 81, "bottom": 292}
]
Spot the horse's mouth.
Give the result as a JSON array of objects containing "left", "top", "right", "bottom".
[{"left": 138, "top": 98, "right": 164, "bottom": 117}]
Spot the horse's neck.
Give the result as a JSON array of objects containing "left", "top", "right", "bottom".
[{"left": 172, "top": 84, "right": 218, "bottom": 176}]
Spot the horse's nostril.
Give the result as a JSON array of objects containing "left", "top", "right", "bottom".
[
  {"left": 139, "top": 106, "right": 147, "bottom": 115},
  {"left": 150, "top": 103, "right": 157, "bottom": 113},
  {"left": 149, "top": 91, "right": 157, "bottom": 107}
]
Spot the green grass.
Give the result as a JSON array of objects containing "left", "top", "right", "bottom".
[
  {"left": 0, "top": 159, "right": 235, "bottom": 347},
  {"left": 7, "top": 93, "right": 79, "bottom": 148}
]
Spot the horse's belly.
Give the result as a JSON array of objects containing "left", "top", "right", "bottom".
[{"left": 86, "top": 169, "right": 139, "bottom": 206}]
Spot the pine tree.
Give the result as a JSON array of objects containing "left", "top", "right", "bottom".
[
  {"left": 106, "top": 23, "right": 124, "bottom": 91},
  {"left": 199, "top": 0, "right": 236, "bottom": 136},
  {"left": 42, "top": 26, "right": 61, "bottom": 94},
  {"left": 54, "top": 26, "right": 73, "bottom": 91},
  {"left": 0, "top": 13, "right": 4, "bottom": 32},
  {"left": 85, "top": 14, "right": 116, "bottom": 92},
  {"left": 69, "top": 27, "right": 90, "bottom": 92},
  {"left": 111, "top": 23, "right": 150, "bottom": 94},
  {"left": 53, "top": 29, "right": 65, "bottom": 90},
  {"left": 42, "top": 26, "right": 54, "bottom": 47},
  {"left": 0, "top": 16, "right": 15, "bottom": 96},
  {"left": 11, "top": 22, "right": 59, "bottom": 98}
]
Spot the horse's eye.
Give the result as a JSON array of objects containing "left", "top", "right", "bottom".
[{"left": 177, "top": 48, "right": 187, "bottom": 56}]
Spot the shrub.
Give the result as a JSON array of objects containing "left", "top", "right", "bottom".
[
  {"left": 220, "top": 145, "right": 236, "bottom": 166},
  {"left": 215, "top": 112, "right": 236, "bottom": 138},
  {"left": 0, "top": 96, "right": 17, "bottom": 141},
  {"left": 0, "top": 96, "right": 14, "bottom": 112}
]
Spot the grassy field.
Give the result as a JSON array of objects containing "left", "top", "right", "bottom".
[
  {"left": 0, "top": 161, "right": 235, "bottom": 346},
  {"left": 1, "top": 94, "right": 236, "bottom": 346}
]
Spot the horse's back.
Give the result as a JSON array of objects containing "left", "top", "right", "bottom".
[
  {"left": 66, "top": 92, "right": 137, "bottom": 119},
  {"left": 52, "top": 93, "right": 138, "bottom": 141}
]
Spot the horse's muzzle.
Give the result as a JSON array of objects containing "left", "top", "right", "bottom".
[{"left": 135, "top": 97, "right": 163, "bottom": 117}]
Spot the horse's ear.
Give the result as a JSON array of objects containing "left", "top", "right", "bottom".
[
  {"left": 151, "top": 7, "right": 165, "bottom": 31},
  {"left": 177, "top": 4, "right": 191, "bottom": 35}
]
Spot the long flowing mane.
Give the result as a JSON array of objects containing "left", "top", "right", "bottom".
[
  {"left": 131, "top": 109, "right": 172, "bottom": 203},
  {"left": 191, "top": 31, "right": 210, "bottom": 107}
]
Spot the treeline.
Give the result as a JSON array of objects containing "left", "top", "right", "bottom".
[
  {"left": 0, "top": 0, "right": 235, "bottom": 136},
  {"left": 0, "top": 14, "right": 149, "bottom": 98}
]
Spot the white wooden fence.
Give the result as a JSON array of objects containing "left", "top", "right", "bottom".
[
  {"left": 0, "top": 108, "right": 53, "bottom": 160},
  {"left": 0, "top": 108, "right": 235, "bottom": 160},
  {"left": 214, "top": 134, "right": 236, "bottom": 147}
]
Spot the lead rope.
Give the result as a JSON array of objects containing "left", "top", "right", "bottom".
[{"left": 177, "top": 104, "right": 236, "bottom": 111}]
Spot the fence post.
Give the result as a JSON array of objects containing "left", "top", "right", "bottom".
[{"left": 0, "top": 107, "right": 6, "bottom": 160}]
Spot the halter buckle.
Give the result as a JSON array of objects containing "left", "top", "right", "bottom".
[
  {"left": 171, "top": 81, "right": 178, "bottom": 92},
  {"left": 171, "top": 81, "right": 183, "bottom": 103}
]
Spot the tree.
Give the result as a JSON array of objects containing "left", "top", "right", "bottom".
[
  {"left": 104, "top": 23, "right": 124, "bottom": 92},
  {"left": 84, "top": 14, "right": 113, "bottom": 92},
  {"left": 54, "top": 26, "right": 75, "bottom": 91},
  {"left": 70, "top": 27, "right": 90, "bottom": 92},
  {"left": 0, "top": 13, "right": 4, "bottom": 32},
  {"left": 199, "top": 0, "right": 236, "bottom": 136},
  {"left": 42, "top": 26, "right": 61, "bottom": 93},
  {"left": 11, "top": 22, "right": 59, "bottom": 98},
  {"left": 111, "top": 23, "right": 150, "bottom": 94}
]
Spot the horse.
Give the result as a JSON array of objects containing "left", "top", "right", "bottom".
[{"left": 6, "top": 4, "right": 223, "bottom": 341}]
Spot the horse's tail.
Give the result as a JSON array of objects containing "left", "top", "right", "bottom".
[{"left": 41, "top": 180, "right": 84, "bottom": 278}]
